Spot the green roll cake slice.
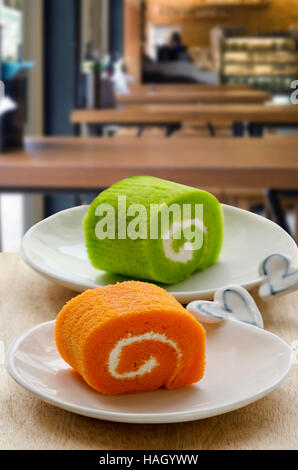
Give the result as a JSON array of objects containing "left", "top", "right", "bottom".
[{"left": 84, "top": 176, "right": 223, "bottom": 284}]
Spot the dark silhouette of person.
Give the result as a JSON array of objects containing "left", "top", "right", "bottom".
[{"left": 169, "top": 32, "right": 191, "bottom": 62}]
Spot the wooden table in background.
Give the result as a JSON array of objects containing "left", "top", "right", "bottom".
[
  {"left": 0, "top": 136, "right": 297, "bottom": 244},
  {"left": 128, "top": 84, "right": 254, "bottom": 93},
  {"left": 117, "top": 90, "right": 271, "bottom": 105},
  {"left": 129, "top": 82, "right": 254, "bottom": 93},
  {"left": 0, "top": 252, "right": 297, "bottom": 450},
  {"left": 71, "top": 104, "right": 298, "bottom": 126},
  {"left": 1, "top": 136, "right": 298, "bottom": 191}
]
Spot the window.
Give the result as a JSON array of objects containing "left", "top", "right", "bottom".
[{"left": 0, "top": 0, "right": 23, "bottom": 60}]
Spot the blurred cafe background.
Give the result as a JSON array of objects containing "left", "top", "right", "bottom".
[{"left": 1, "top": 0, "right": 298, "bottom": 252}]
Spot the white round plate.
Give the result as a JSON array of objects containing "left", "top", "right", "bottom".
[
  {"left": 7, "top": 320, "right": 292, "bottom": 424},
  {"left": 21, "top": 205, "right": 297, "bottom": 303}
]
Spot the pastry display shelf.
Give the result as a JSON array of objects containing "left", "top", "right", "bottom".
[
  {"left": 223, "top": 72, "right": 298, "bottom": 77},
  {"left": 223, "top": 54, "right": 298, "bottom": 65},
  {"left": 221, "top": 37, "right": 298, "bottom": 91}
]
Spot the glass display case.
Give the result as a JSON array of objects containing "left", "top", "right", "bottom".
[{"left": 221, "top": 36, "right": 298, "bottom": 92}]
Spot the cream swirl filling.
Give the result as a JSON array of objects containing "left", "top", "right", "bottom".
[
  {"left": 108, "top": 332, "right": 182, "bottom": 379},
  {"left": 162, "top": 218, "right": 205, "bottom": 263}
]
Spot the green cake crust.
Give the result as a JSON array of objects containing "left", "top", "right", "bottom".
[{"left": 84, "top": 176, "right": 224, "bottom": 284}]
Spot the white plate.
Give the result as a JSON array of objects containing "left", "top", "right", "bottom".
[
  {"left": 21, "top": 205, "right": 297, "bottom": 303},
  {"left": 7, "top": 320, "right": 293, "bottom": 424}
]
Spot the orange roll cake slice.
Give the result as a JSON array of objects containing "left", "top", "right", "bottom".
[{"left": 55, "top": 281, "right": 206, "bottom": 395}]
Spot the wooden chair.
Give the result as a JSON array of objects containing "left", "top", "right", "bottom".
[
  {"left": 114, "top": 127, "right": 139, "bottom": 137},
  {"left": 223, "top": 188, "right": 266, "bottom": 212},
  {"left": 280, "top": 197, "right": 298, "bottom": 243},
  {"left": 174, "top": 121, "right": 233, "bottom": 138}
]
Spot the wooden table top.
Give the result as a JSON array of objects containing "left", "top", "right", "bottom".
[
  {"left": 1, "top": 136, "right": 298, "bottom": 190},
  {"left": 129, "top": 84, "right": 253, "bottom": 93},
  {"left": 117, "top": 90, "right": 271, "bottom": 105},
  {"left": 1, "top": 252, "right": 297, "bottom": 450},
  {"left": 71, "top": 104, "right": 298, "bottom": 125}
]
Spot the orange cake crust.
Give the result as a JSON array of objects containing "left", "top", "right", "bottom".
[{"left": 55, "top": 281, "right": 206, "bottom": 395}]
